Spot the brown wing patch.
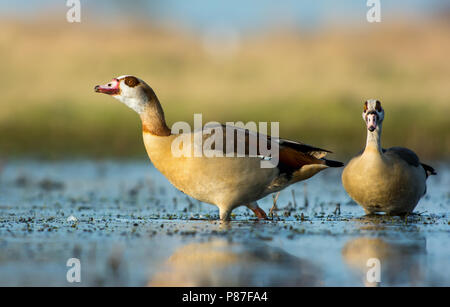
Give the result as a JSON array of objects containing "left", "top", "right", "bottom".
[
  {"left": 214, "top": 124, "right": 333, "bottom": 176},
  {"left": 279, "top": 139, "right": 330, "bottom": 158},
  {"left": 279, "top": 147, "right": 324, "bottom": 173}
]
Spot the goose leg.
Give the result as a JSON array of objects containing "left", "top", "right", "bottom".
[
  {"left": 246, "top": 202, "right": 268, "bottom": 220},
  {"left": 219, "top": 207, "right": 232, "bottom": 221}
]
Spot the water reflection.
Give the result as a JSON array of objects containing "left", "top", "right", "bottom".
[
  {"left": 342, "top": 236, "right": 426, "bottom": 286},
  {"left": 149, "top": 239, "right": 321, "bottom": 286}
]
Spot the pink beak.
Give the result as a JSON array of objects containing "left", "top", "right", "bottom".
[
  {"left": 94, "top": 79, "right": 120, "bottom": 95},
  {"left": 366, "top": 113, "right": 377, "bottom": 132}
]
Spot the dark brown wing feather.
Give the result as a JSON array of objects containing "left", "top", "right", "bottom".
[
  {"left": 421, "top": 163, "right": 437, "bottom": 178},
  {"left": 385, "top": 147, "right": 420, "bottom": 167},
  {"left": 278, "top": 139, "right": 331, "bottom": 159},
  {"left": 385, "top": 146, "right": 436, "bottom": 178}
]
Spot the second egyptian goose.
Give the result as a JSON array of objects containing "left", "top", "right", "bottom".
[
  {"left": 95, "top": 75, "right": 343, "bottom": 220},
  {"left": 342, "top": 99, "right": 436, "bottom": 215}
]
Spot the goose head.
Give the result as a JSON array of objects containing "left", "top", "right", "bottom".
[
  {"left": 95, "top": 75, "right": 153, "bottom": 114},
  {"left": 362, "top": 99, "right": 384, "bottom": 132}
]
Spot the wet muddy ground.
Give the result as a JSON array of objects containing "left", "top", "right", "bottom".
[{"left": 0, "top": 160, "right": 448, "bottom": 286}]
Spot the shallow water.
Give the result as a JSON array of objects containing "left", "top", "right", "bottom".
[{"left": 0, "top": 160, "right": 448, "bottom": 286}]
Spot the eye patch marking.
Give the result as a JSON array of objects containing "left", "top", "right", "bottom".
[
  {"left": 124, "top": 76, "right": 140, "bottom": 88},
  {"left": 375, "top": 100, "right": 382, "bottom": 111}
]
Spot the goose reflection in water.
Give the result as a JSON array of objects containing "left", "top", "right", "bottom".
[
  {"left": 342, "top": 236, "right": 426, "bottom": 286},
  {"left": 149, "top": 239, "right": 321, "bottom": 286}
]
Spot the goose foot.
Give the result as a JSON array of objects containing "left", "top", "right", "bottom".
[
  {"left": 252, "top": 207, "right": 268, "bottom": 220},
  {"left": 219, "top": 208, "right": 231, "bottom": 221},
  {"left": 247, "top": 202, "right": 268, "bottom": 220}
]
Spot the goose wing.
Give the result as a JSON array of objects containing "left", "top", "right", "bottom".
[
  {"left": 385, "top": 146, "right": 436, "bottom": 178},
  {"left": 199, "top": 124, "right": 343, "bottom": 176}
]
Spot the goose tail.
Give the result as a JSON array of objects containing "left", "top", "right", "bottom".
[{"left": 323, "top": 159, "right": 344, "bottom": 168}]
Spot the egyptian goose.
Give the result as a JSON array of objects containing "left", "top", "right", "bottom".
[
  {"left": 342, "top": 99, "right": 436, "bottom": 215},
  {"left": 95, "top": 75, "right": 343, "bottom": 220}
]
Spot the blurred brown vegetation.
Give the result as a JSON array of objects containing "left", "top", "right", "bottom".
[{"left": 0, "top": 17, "right": 449, "bottom": 160}]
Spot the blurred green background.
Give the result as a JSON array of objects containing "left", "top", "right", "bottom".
[{"left": 0, "top": 1, "right": 449, "bottom": 160}]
